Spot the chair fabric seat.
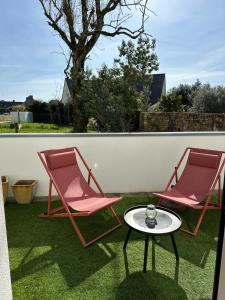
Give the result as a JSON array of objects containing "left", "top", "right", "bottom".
[
  {"left": 153, "top": 189, "right": 201, "bottom": 207},
  {"left": 66, "top": 196, "right": 122, "bottom": 212}
]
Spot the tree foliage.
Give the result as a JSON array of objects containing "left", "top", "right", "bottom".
[
  {"left": 28, "top": 100, "right": 49, "bottom": 113},
  {"left": 115, "top": 37, "right": 158, "bottom": 78},
  {"left": 190, "top": 84, "right": 225, "bottom": 113},
  {"left": 167, "top": 79, "right": 201, "bottom": 107},
  {"left": 78, "top": 36, "right": 159, "bottom": 131},
  {"left": 80, "top": 66, "right": 139, "bottom": 131},
  {"left": 115, "top": 36, "right": 158, "bottom": 110},
  {"left": 159, "top": 94, "right": 184, "bottom": 112},
  {"left": 11, "top": 105, "right": 26, "bottom": 112}
]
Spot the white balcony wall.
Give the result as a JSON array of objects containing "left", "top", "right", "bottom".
[{"left": 0, "top": 132, "right": 225, "bottom": 197}]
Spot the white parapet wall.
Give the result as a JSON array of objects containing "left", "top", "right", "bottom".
[{"left": 0, "top": 132, "right": 225, "bottom": 197}]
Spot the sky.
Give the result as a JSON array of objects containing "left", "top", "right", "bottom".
[{"left": 0, "top": 0, "right": 225, "bottom": 102}]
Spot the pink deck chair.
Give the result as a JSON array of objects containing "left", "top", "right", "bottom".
[
  {"left": 153, "top": 147, "right": 225, "bottom": 236},
  {"left": 38, "top": 147, "right": 122, "bottom": 247}
]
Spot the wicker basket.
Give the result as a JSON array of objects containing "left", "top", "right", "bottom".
[
  {"left": 1, "top": 176, "right": 9, "bottom": 203},
  {"left": 12, "top": 180, "right": 37, "bottom": 204}
]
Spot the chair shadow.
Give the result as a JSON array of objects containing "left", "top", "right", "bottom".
[
  {"left": 6, "top": 203, "right": 118, "bottom": 288},
  {"left": 10, "top": 242, "right": 116, "bottom": 288},
  {"left": 118, "top": 249, "right": 186, "bottom": 300}
]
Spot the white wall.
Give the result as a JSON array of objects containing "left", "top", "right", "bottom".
[
  {"left": 0, "top": 132, "right": 225, "bottom": 197},
  {"left": 0, "top": 180, "right": 12, "bottom": 300},
  {"left": 10, "top": 112, "right": 33, "bottom": 123}
]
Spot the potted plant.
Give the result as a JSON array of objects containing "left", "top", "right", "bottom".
[
  {"left": 1, "top": 176, "right": 9, "bottom": 203},
  {"left": 12, "top": 180, "right": 37, "bottom": 204}
]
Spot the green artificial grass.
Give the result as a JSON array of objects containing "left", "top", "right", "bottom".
[{"left": 5, "top": 196, "right": 219, "bottom": 300}]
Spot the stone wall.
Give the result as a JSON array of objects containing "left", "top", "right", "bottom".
[{"left": 140, "top": 112, "right": 225, "bottom": 131}]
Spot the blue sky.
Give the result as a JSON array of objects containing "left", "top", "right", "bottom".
[{"left": 0, "top": 0, "right": 225, "bottom": 102}]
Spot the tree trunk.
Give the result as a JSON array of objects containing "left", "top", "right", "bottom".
[{"left": 71, "top": 56, "right": 89, "bottom": 132}]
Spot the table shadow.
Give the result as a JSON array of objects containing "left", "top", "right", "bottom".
[
  {"left": 121, "top": 248, "right": 185, "bottom": 299},
  {"left": 116, "top": 270, "right": 187, "bottom": 300}
]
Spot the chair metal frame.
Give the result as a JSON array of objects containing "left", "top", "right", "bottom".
[
  {"left": 156, "top": 147, "right": 225, "bottom": 236},
  {"left": 38, "top": 147, "right": 121, "bottom": 247}
]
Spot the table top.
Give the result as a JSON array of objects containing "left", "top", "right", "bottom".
[{"left": 124, "top": 205, "right": 182, "bottom": 235}]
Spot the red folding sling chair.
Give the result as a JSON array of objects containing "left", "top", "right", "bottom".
[
  {"left": 38, "top": 147, "right": 122, "bottom": 247},
  {"left": 153, "top": 147, "right": 225, "bottom": 236}
]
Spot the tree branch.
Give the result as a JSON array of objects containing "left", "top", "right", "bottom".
[
  {"left": 39, "top": 0, "right": 74, "bottom": 49},
  {"left": 81, "top": 0, "right": 88, "bottom": 32},
  {"left": 39, "top": 0, "right": 152, "bottom": 67},
  {"left": 62, "top": 0, "right": 79, "bottom": 45}
]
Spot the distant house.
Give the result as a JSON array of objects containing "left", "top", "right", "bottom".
[
  {"left": 61, "top": 73, "right": 166, "bottom": 105},
  {"left": 61, "top": 77, "right": 73, "bottom": 104},
  {"left": 148, "top": 73, "right": 166, "bottom": 105},
  {"left": 24, "top": 95, "right": 35, "bottom": 107}
]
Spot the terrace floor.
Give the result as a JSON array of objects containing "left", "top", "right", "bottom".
[{"left": 5, "top": 196, "right": 219, "bottom": 300}]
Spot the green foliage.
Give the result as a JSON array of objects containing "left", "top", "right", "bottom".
[
  {"left": 115, "top": 36, "right": 159, "bottom": 110},
  {"left": 190, "top": 84, "right": 225, "bottom": 113},
  {"left": 159, "top": 94, "right": 184, "bottom": 112},
  {"left": 167, "top": 79, "right": 201, "bottom": 107},
  {"left": 11, "top": 105, "right": 26, "bottom": 112},
  {"left": 79, "top": 66, "right": 139, "bottom": 131},
  {"left": 161, "top": 80, "right": 225, "bottom": 114},
  {"left": 0, "top": 114, "right": 11, "bottom": 121},
  {"left": 148, "top": 101, "right": 161, "bottom": 112},
  {"left": 28, "top": 100, "right": 49, "bottom": 113},
  {"left": 115, "top": 36, "right": 159, "bottom": 78},
  {"left": 77, "top": 36, "right": 159, "bottom": 131}
]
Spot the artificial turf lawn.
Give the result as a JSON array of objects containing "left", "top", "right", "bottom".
[{"left": 5, "top": 196, "right": 219, "bottom": 300}]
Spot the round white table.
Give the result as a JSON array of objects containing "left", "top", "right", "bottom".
[{"left": 123, "top": 205, "right": 182, "bottom": 273}]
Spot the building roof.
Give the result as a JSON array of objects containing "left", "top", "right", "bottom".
[
  {"left": 65, "top": 77, "right": 73, "bottom": 96},
  {"left": 149, "top": 73, "right": 166, "bottom": 104},
  {"left": 62, "top": 73, "right": 166, "bottom": 105}
]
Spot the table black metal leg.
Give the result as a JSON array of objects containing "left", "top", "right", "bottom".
[
  {"left": 152, "top": 236, "right": 156, "bottom": 272},
  {"left": 123, "top": 227, "right": 132, "bottom": 250},
  {"left": 143, "top": 234, "right": 150, "bottom": 273},
  {"left": 152, "top": 236, "right": 156, "bottom": 242},
  {"left": 170, "top": 234, "right": 179, "bottom": 261}
]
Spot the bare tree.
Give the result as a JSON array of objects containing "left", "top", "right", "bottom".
[{"left": 39, "top": 0, "right": 151, "bottom": 131}]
